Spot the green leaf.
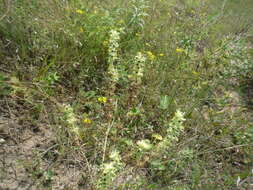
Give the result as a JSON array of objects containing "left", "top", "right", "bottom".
[
  {"left": 159, "top": 95, "right": 170, "bottom": 110},
  {"left": 151, "top": 160, "right": 166, "bottom": 171}
]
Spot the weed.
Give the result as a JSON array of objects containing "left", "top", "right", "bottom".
[{"left": 0, "top": 0, "right": 252, "bottom": 189}]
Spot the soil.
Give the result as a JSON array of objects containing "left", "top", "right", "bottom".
[{"left": 0, "top": 97, "right": 85, "bottom": 190}]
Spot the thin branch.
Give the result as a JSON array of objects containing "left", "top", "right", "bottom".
[{"left": 102, "top": 119, "right": 115, "bottom": 163}]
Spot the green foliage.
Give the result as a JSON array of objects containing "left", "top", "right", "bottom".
[
  {"left": 0, "top": 0, "right": 252, "bottom": 189},
  {"left": 97, "top": 150, "right": 123, "bottom": 190},
  {"left": 0, "top": 73, "right": 12, "bottom": 96}
]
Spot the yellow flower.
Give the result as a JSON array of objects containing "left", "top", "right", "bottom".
[
  {"left": 159, "top": 53, "right": 164, "bottom": 57},
  {"left": 176, "top": 48, "right": 184, "bottom": 53},
  {"left": 83, "top": 118, "right": 92, "bottom": 124},
  {"left": 192, "top": 71, "right": 199, "bottom": 76},
  {"left": 146, "top": 51, "right": 155, "bottom": 60},
  {"left": 80, "top": 27, "right": 84, "bottom": 33},
  {"left": 76, "top": 9, "right": 85, "bottom": 14},
  {"left": 98, "top": 96, "right": 107, "bottom": 103}
]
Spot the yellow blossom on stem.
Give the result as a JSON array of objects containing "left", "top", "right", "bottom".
[
  {"left": 80, "top": 27, "right": 84, "bottom": 33},
  {"left": 98, "top": 96, "right": 107, "bottom": 103},
  {"left": 146, "top": 51, "right": 155, "bottom": 60},
  {"left": 176, "top": 48, "right": 184, "bottom": 53},
  {"left": 83, "top": 118, "right": 92, "bottom": 124},
  {"left": 76, "top": 9, "right": 85, "bottom": 14},
  {"left": 159, "top": 53, "right": 164, "bottom": 57}
]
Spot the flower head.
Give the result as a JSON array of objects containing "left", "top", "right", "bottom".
[
  {"left": 76, "top": 9, "right": 85, "bottom": 14},
  {"left": 176, "top": 48, "right": 184, "bottom": 53},
  {"left": 80, "top": 27, "right": 84, "bottom": 33},
  {"left": 83, "top": 118, "right": 92, "bottom": 124},
  {"left": 146, "top": 51, "right": 155, "bottom": 60},
  {"left": 103, "top": 162, "right": 115, "bottom": 173},
  {"left": 108, "top": 30, "right": 120, "bottom": 61},
  {"left": 98, "top": 96, "right": 107, "bottom": 103},
  {"left": 175, "top": 110, "right": 186, "bottom": 121},
  {"left": 109, "top": 150, "right": 121, "bottom": 162}
]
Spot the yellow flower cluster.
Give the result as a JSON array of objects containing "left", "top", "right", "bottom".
[
  {"left": 83, "top": 118, "right": 92, "bottom": 124},
  {"left": 80, "top": 27, "right": 84, "bottom": 33},
  {"left": 176, "top": 48, "right": 184, "bottom": 53},
  {"left": 76, "top": 9, "right": 85, "bottom": 14},
  {"left": 98, "top": 96, "right": 107, "bottom": 103},
  {"left": 146, "top": 51, "right": 155, "bottom": 60}
]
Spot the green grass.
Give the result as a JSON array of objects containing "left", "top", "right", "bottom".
[{"left": 0, "top": 0, "right": 252, "bottom": 189}]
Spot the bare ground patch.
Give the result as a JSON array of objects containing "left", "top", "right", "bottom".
[{"left": 0, "top": 98, "right": 88, "bottom": 190}]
